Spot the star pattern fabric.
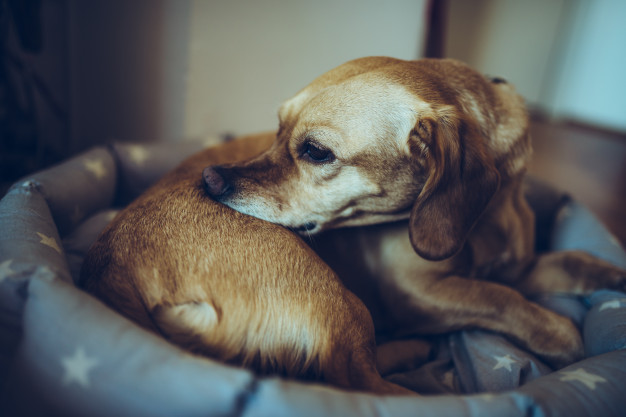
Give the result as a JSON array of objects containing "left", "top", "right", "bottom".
[
  {"left": 442, "top": 370, "right": 455, "bottom": 389},
  {"left": 599, "top": 299, "right": 625, "bottom": 311},
  {"left": 492, "top": 354, "right": 516, "bottom": 372},
  {"left": 83, "top": 158, "right": 107, "bottom": 180},
  {"left": 127, "top": 145, "right": 150, "bottom": 166},
  {"left": 559, "top": 368, "right": 607, "bottom": 390},
  {"left": 61, "top": 347, "right": 99, "bottom": 388},
  {"left": 475, "top": 393, "right": 496, "bottom": 403},
  {"left": 608, "top": 234, "right": 621, "bottom": 248},
  {"left": 0, "top": 259, "right": 15, "bottom": 282},
  {"left": 1, "top": 138, "right": 625, "bottom": 417},
  {"left": 37, "top": 232, "right": 62, "bottom": 254},
  {"left": 35, "top": 265, "right": 56, "bottom": 282}
]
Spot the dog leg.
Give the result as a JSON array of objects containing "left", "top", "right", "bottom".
[
  {"left": 320, "top": 290, "right": 417, "bottom": 395},
  {"left": 376, "top": 338, "right": 433, "bottom": 376},
  {"left": 515, "top": 250, "right": 626, "bottom": 296},
  {"left": 400, "top": 276, "right": 584, "bottom": 369},
  {"left": 326, "top": 345, "right": 416, "bottom": 395}
]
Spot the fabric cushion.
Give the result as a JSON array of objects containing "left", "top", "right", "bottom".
[{"left": 1, "top": 141, "right": 625, "bottom": 417}]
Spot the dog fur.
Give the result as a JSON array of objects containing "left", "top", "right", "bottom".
[
  {"left": 203, "top": 57, "right": 626, "bottom": 368},
  {"left": 80, "top": 134, "right": 411, "bottom": 395}
]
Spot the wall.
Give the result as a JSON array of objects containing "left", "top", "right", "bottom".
[
  {"left": 68, "top": 0, "right": 176, "bottom": 149},
  {"left": 67, "top": 0, "right": 429, "bottom": 149},
  {"left": 1, "top": 0, "right": 70, "bottom": 182},
  {"left": 183, "top": 0, "right": 429, "bottom": 140},
  {"left": 544, "top": 0, "right": 626, "bottom": 131},
  {"left": 445, "top": 0, "right": 565, "bottom": 107},
  {"left": 445, "top": 0, "right": 626, "bottom": 133}
]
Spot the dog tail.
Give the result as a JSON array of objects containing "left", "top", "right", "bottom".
[
  {"left": 152, "top": 300, "right": 328, "bottom": 379},
  {"left": 151, "top": 301, "right": 220, "bottom": 354}
]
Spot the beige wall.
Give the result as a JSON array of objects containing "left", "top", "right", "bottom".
[
  {"left": 544, "top": 0, "right": 626, "bottom": 131},
  {"left": 183, "top": 0, "right": 429, "bottom": 141},
  {"left": 68, "top": 0, "right": 174, "bottom": 149},
  {"left": 445, "top": 0, "right": 565, "bottom": 106},
  {"left": 444, "top": 0, "right": 626, "bottom": 132},
  {"left": 67, "top": 0, "right": 429, "bottom": 149},
  {"left": 33, "top": 0, "right": 626, "bottom": 158}
]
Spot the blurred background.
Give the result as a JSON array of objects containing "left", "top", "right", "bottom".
[{"left": 1, "top": 0, "right": 625, "bottom": 242}]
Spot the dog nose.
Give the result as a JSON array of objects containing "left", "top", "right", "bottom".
[{"left": 203, "top": 166, "right": 232, "bottom": 198}]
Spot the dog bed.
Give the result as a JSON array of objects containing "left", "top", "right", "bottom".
[{"left": 1, "top": 139, "right": 625, "bottom": 417}]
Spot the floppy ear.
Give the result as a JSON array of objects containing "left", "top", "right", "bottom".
[{"left": 408, "top": 106, "right": 500, "bottom": 261}]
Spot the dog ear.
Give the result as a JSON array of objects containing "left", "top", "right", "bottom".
[{"left": 408, "top": 106, "right": 500, "bottom": 261}]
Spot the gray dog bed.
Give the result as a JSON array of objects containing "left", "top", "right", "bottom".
[{"left": 1, "top": 139, "right": 625, "bottom": 417}]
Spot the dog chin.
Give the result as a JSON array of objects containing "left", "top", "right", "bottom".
[
  {"left": 290, "top": 210, "right": 413, "bottom": 236},
  {"left": 222, "top": 201, "right": 325, "bottom": 235},
  {"left": 328, "top": 211, "right": 412, "bottom": 230},
  {"left": 292, "top": 222, "right": 322, "bottom": 235}
]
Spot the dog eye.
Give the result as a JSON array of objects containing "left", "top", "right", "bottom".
[{"left": 302, "top": 142, "right": 335, "bottom": 163}]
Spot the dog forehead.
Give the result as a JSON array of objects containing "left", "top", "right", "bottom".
[
  {"left": 284, "top": 75, "right": 426, "bottom": 152},
  {"left": 284, "top": 74, "right": 418, "bottom": 116}
]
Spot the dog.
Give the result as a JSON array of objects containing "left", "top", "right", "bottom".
[
  {"left": 79, "top": 133, "right": 411, "bottom": 395},
  {"left": 202, "top": 57, "right": 626, "bottom": 368}
]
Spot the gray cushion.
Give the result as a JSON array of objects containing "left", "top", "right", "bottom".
[{"left": 1, "top": 141, "right": 625, "bottom": 416}]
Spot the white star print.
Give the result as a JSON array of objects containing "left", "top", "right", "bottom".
[
  {"left": 493, "top": 354, "right": 516, "bottom": 372},
  {"left": 442, "top": 370, "right": 455, "bottom": 389},
  {"left": 127, "top": 145, "right": 150, "bottom": 166},
  {"left": 62, "top": 347, "right": 99, "bottom": 388},
  {"left": 35, "top": 265, "right": 55, "bottom": 282},
  {"left": 37, "top": 232, "right": 62, "bottom": 254},
  {"left": 475, "top": 393, "right": 496, "bottom": 402},
  {"left": 608, "top": 234, "right": 622, "bottom": 248},
  {"left": 559, "top": 368, "right": 607, "bottom": 390},
  {"left": 0, "top": 259, "right": 15, "bottom": 282},
  {"left": 556, "top": 205, "right": 572, "bottom": 221},
  {"left": 83, "top": 158, "right": 107, "bottom": 180},
  {"left": 599, "top": 299, "right": 624, "bottom": 312}
]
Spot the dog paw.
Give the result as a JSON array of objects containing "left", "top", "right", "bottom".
[
  {"left": 528, "top": 315, "right": 584, "bottom": 370},
  {"left": 593, "top": 263, "right": 626, "bottom": 293},
  {"left": 562, "top": 251, "right": 626, "bottom": 293}
]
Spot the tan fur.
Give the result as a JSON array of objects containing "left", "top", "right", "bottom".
[
  {"left": 80, "top": 133, "right": 411, "bottom": 395},
  {"left": 204, "top": 57, "right": 626, "bottom": 368}
]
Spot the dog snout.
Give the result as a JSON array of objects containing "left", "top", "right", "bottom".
[{"left": 203, "top": 166, "right": 233, "bottom": 199}]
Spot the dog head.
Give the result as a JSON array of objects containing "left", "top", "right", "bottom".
[{"left": 203, "top": 57, "right": 530, "bottom": 261}]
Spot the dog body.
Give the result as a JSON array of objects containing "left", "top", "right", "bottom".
[
  {"left": 312, "top": 185, "right": 621, "bottom": 369},
  {"left": 203, "top": 57, "right": 626, "bottom": 368},
  {"left": 80, "top": 134, "right": 409, "bottom": 394}
]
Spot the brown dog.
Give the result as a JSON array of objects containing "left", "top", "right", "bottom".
[
  {"left": 80, "top": 133, "right": 410, "bottom": 395},
  {"left": 203, "top": 57, "right": 626, "bottom": 368}
]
